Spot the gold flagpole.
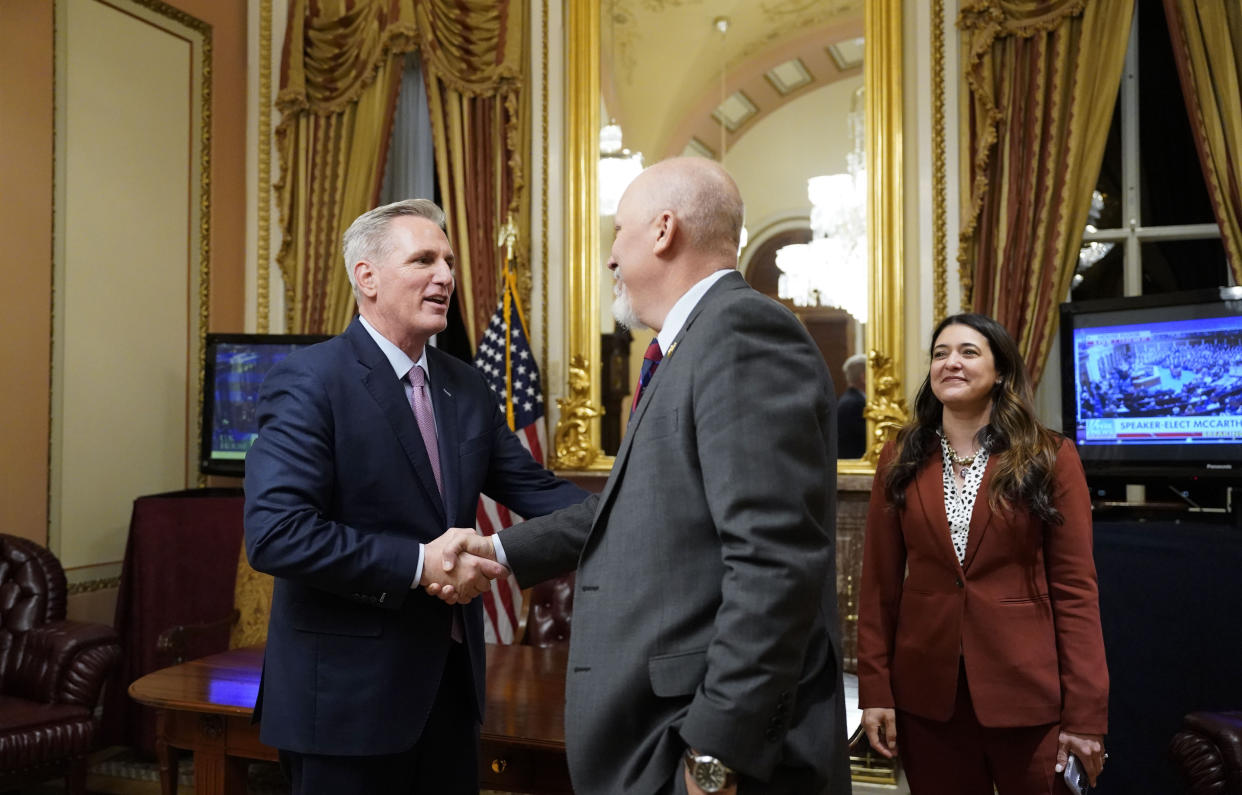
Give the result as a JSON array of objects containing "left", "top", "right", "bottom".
[{"left": 498, "top": 217, "right": 519, "bottom": 430}]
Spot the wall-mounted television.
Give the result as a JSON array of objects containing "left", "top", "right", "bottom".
[
  {"left": 1060, "top": 287, "right": 1242, "bottom": 480},
  {"left": 200, "top": 333, "right": 330, "bottom": 477}
]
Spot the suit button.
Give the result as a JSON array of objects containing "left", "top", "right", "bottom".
[{"left": 955, "top": 577, "right": 964, "bottom": 588}]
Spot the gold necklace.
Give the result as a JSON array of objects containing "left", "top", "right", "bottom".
[{"left": 946, "top": 442, "right": 978, "bottom": 468}]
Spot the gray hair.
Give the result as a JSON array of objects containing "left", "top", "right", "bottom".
[
  {"left": 843, "top": 353, "right": 867, "bottom": 388},
  {"left": 342, "top": 199, "right": 446, "bottom": 295}
]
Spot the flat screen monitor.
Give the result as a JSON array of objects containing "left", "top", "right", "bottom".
[
  {"left": 1060, "top": 287, "right": 1242, "bottom": 478},
  {"left": 200, "top": 333, "right": 330, "bottom": 477}
]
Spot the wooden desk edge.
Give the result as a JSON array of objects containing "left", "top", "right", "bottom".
[
  {"left": 128, "top": 677, "right": 256, "bottom": 718},
  {"left": 480, "top": 732, "right": 565, "bottom": 753}
]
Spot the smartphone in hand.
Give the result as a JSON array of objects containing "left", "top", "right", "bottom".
[{"left": 1063, "top": 753, "right": 1090, "bottom": 795}]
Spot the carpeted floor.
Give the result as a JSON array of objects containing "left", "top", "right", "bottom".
[{"left": 13, "top": 747, "right": 521, "bottom": 794}]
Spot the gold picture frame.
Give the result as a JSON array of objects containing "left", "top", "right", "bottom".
[{"left": 551, "top": 0, "right": 906, "bottom": 474}]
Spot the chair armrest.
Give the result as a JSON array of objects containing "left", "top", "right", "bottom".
[
  {"left": 155, "top": 609, "right": 239, "bottom": 667},
  {"left": 521, "top": 575, "right": 574, "bottom": 648},
  {"left": 1169, "top": 711, "right": 1242, "bottom": 795},
  {"left": 8, "top": 620, "right": 121, "bottom": 708}
]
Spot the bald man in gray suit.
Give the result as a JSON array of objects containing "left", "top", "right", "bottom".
[{"left": 437, "top": 157, "right": 850, "bottom": 794}]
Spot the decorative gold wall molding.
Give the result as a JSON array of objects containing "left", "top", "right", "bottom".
[
  {"left": 861, "top": 351, "right": 909, "bottom": 465},
  {"left": 553, "top": 356, "right": 605, "bottom": 470},
  {"left": 193, "top": 6, "right": 212, "bottom": 489},
  {"left": 257, "top": 0, "right": 273, "bottom": 333},
  {"left": 540, "top": 0, "right": 549, "bottom": 374},
  {"left": 931, "top": 0, "right": 948, "bottom": 323},
  {"left": 67, "top": 576, "right": 121, "bottom": 596}
]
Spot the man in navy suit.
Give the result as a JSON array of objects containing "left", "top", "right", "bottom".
[{"left": 243, "top": 198, "right": 588, "bottom": 794}]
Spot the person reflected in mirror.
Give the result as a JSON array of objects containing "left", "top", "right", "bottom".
[
  {"left": 838, "top": 353, "right": 868, "bottom": 458},
  {"left": 857, "top": 313, "right": 1108, "bottom": 794},
  {"left": 434, "top": 157, "right": 850, "bottom": 795},
  {"left": 243, "top": 199, "right": 588, "bottom": 794}
]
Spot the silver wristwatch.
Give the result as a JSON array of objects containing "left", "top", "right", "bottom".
[{"left": 684, "top": 748, "right": 736, "bottom": 792}]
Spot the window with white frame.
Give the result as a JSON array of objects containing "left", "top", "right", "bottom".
[{"left": 1071, "top": 0, "right": 1229, "bottom": 302}]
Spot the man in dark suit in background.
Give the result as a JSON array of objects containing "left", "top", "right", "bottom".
[
  {"left": 243, "top": 199, "right": 588, "bottom": 794},
  {"left": 439, "top": 158, "right": 850, "bottom": 794},
  {"left": 838, "top": 352, "right": 867, "bottom": 459}
]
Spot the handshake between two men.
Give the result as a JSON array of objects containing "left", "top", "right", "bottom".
[{"left": 419, "top": 527, "right": 506, "bottom": 604}]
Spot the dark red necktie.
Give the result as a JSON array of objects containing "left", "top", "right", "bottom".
[{"left": 631, "top": 339, "right": 663, "bottom": 416}]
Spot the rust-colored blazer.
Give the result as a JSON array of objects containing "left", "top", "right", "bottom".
[{"left": 857, "top": 438, "right": 1108, "bottom": 734}]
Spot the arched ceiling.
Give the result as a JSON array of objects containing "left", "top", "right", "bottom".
[{"left": 602, "top": 0, "right": 864, "bottom": 162}]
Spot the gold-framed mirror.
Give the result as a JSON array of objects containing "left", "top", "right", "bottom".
[{"left": 552, "top": 0, "right": 905, "bottom": 476}]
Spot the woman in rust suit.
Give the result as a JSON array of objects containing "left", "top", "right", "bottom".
[{"left": 858, "top": 314, "right": 1108, "bottom": 794}]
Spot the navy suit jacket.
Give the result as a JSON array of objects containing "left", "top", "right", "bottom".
[{"left": 243, "top": 318, "right": 588, "bottom": 755}]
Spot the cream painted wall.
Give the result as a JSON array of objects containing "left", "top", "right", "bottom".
[{"left": 52, "top": 0, "right": 200, "bottom": 569}]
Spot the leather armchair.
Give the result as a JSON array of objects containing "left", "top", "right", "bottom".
[
  {"left": 0, "top": 534, "right": 121, "bottom": 794},
  {"left": 521, "top": 574, "right": 575, "bottom": 648},
  {"left": 1169, "top": 711, "right": 1242, "bottom": 794}
]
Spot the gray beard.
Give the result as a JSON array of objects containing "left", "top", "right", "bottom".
[{"left": 611, "top": 290, "right": 646, "bottom": 331}]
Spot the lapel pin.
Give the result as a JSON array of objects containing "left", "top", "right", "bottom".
[{"left": 667, "top": 341, "right": 678, "bottom": 356}]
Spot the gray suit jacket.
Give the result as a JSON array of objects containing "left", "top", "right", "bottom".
[{"left": 502, "top": 272, "right": 850, "bottom": 794}]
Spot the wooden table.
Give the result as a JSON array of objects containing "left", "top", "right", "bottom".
[{"left": 129, "top": 644, "right": 572, "bottom": 795}]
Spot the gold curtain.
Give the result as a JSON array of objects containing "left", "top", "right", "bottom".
[
  {"left": 958, "top": 0, "right": 1133, "bottom": 386},
  {"left": 276, "top": 0, "right": 528, "bottom": 343},
  {"left": 419, "top": 0, "right": 529, "bottom": 347},
  {"left": 229, "top": 550, "right": 273, "bottom": 649},
  {"left": 275, "top": 0, "right": 419, "bottom": 334},
  {"left": 1163, "top": 0, "right": 1242, "bottom": 284}
]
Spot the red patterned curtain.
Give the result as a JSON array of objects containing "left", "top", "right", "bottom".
[{"left": 958, "top": 0, "right": 1133, "bottom": 386}]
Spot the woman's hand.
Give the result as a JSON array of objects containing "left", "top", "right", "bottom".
[
  {"left": 862, "top": 708, "right": 898, "bottom": 758},
  {"left": 1056, "top": 730, "right": 1105, "bottom": 786}
]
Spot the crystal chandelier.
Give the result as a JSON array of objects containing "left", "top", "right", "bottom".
[{"left": 775, "top": 88, "right": 867, "bottom": 322}]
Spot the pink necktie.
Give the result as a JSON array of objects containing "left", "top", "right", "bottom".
[
  {"left": 409, "top": 365, "right": 443, "bottom": 498},
  {"left": 411, "top": 365, "right": 461, "bottom": 641}
]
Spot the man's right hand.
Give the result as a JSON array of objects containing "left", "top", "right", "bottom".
[
  {"left": 862, "top": 707, "right": 898, "bottom": 758},
  {"left": 422, "top": 527, "right": 506, "bottom": 604}
]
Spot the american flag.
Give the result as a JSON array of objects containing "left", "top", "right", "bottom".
[{"left": 472, "top": 270, "right": 546, "bottom": 643}]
